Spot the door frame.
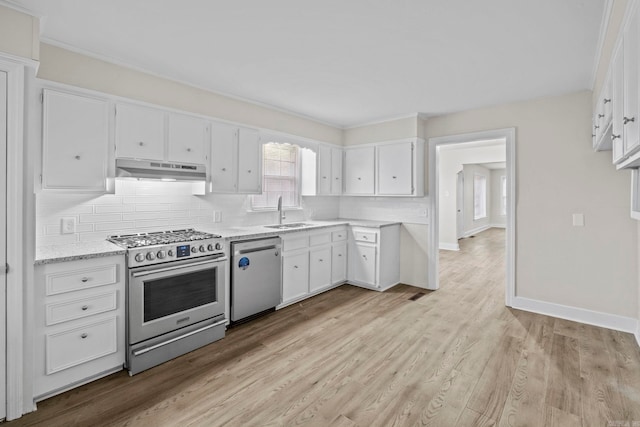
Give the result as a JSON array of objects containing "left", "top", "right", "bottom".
[
  {"left": 427, "top": 128, "right": 516, "bottom": 307},
  {"left": 456, "top": 170, "right": 464, "bottom": 240},
  {"left": 0, "top": 52, "right": 33, "bottom": 420}
]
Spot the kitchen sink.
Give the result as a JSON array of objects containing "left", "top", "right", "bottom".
[{"left": 264, "top": 222, "right": 310, "bottom": 229}]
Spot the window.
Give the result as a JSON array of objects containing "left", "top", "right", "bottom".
[
  {"left": 500, "top": 175, "right": 507, "bottom": 216},
  {"left": 251, "top": 142, "right": 300, "bottom": 209},
  {"left": 473, "top": 174, "right": 487, "bottom": 220}
]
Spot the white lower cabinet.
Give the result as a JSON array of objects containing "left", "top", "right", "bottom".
[
  {"left": 282, "top": 250, "right": 310, "bottom": 303},
  {"left": 348, "top": 224, "right": 400, "bottom": 290},
  {"left": 309, "top": 247, "right": 332, "bottom": 292},
  {"left": 34, "top": 256, "right": 125, "bottom": 401},
  {"left": 280, "top": 226, "right": 348, "bottom": 306}
]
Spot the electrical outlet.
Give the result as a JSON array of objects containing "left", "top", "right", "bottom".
[
  {"left": 214, "top": 211, "right": 222, "bottom": 223},
  {"left": 61, "top": 217, "right": 76, "bottom": 234},
  {"left": 572, "top": 213, "right": 584, "bottom": 227}
]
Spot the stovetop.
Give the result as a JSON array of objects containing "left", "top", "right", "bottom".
[{"left": 108, "top": 229, "right": 221, "bottom": 249}]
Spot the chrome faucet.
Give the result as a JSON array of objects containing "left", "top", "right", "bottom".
[{"left": 277, "top": 195, "right": 285, "bottom": 225}]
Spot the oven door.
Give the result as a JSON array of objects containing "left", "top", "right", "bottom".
[{"left": 128, "top": 254, "right": 226, "bottom": 344}]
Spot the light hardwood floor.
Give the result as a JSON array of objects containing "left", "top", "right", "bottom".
[{"left": 10, "top": 228, "right": 640, "bottom": 426}]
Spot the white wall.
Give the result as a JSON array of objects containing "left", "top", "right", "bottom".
[
  {"left": 426, "top": 90, "right": 638, "bottom": 319},
  {"left": 490, "top": 169, "right": 507, "bottom": 227},
  {"left": 438, "top": 144, "right": 505, "bottom": 249}
]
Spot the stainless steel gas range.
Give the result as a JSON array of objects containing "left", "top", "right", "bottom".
[{"left": 108, "top": 229, "right": 227, "bottom": 375}]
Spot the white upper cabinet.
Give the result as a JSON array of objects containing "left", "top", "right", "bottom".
[
  {"left": 612, "top": 42, "right": 625, "bottom": 164},
  {"left": 330, "top": 147, "right": 343, "bottom": 195},
  {"left": 42, "top": 89, "right": 110, "bottom": 192},
  {"left": 623, "top": 6, "right": 640, "bottom": 158},
  {"left": 167, "top": 114, "right": 208, "bottom": 164},
  {"left": 315, "top": 145, "right": 343, "bottom": 196},
  {"left": 593, "top": 70, "right": 613, "bottom": 151},
  {"left": 116, "top": 103, "right": 210, "bottom": 165},
  {"left": 237, "top": 128, "right": 261, "bottom": 193},
  {"left": 115, "top": 104, "right": 165, "bottom": 161},
  {"left": 377, "top": 141, "right": 413, "bottom": 195},
  {"left": 317, "top": 145, "right": 332, "bottom": 194},
  {"left": 343, "top": 139, "right": 424, "bottom": 197},
  {"left": 344, "top": 146, "right": 375, "bottom": 195},
  {"left": 210, "top": 122, "right": 262, "bottom": 194}
]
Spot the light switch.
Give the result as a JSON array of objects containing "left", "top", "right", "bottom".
[{"left": 572, "top": 213, "right": 584, "bottom": 227}]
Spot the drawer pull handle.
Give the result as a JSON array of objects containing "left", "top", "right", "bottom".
[
  {"left": 74, "top": 155, "right": 81, "bottom": 160},
  {"left": 624, "top": 117, "right": 635, "bottom": 125},
  {"left": 362, "top": 236, "right": 368, "bottom": 240},
  {"left": 81, "top": 277, "right": 89, "bottom": 282},
  {"left": 319, "top": 259, "right": 324, "bottom": 262},
  {"left": 81, "top": 305, "right": 89, "bottom": 311},
  {"left": 604, "top": 98, "right": 611, "bottom": 104},
  {"left": 139, "top": 141, "right": 145, "bottom": 146},
  {"left": 612, "top": 134, "right": 621, "bottom": 140},
  {"left": 247, "top": 169, "right": 252, "bottom": 173},
  {"left": 294, "top": 265, "right": 299, "bottom": 269},
  {"left": 363, "top": 255, "right": 367, "bottom": 260},
  {"left": 323, "top": 176, "right": 327, "bottom": 179},
  {"left": 186, "top": 148, "right": 191, "bottom": 152},
  {"left": 222, "top": 167, "right": 226, "bottom": 171},
  {"left": 598, "top": 114, "right": 604, "bottom": 118},
  {"left": 80, "top": 333, "right": 88, "bottom": 339},
  {"left": 392, "top": 176, "right": 397, "bottom": 179},
  {"left": 338, "top": 254, "right": 342, "bottom": 257}
]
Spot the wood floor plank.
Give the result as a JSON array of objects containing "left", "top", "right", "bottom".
[{"left": 9, "top": 228, "right": 640, "bottom": 427}]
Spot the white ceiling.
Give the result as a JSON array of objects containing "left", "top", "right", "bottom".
[{"left": 10, "top": 0, "right": 606, "bottom": 128}]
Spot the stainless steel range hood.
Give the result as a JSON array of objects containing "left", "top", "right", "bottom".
[{"left": 116, "top": 158, "right": 207, "bottom": 182}]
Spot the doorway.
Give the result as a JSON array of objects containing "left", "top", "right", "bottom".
[{"left": 427, "top": 128, "right": 516, "bottom": 307}]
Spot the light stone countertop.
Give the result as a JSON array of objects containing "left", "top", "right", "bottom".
[
  {"left": 34, "top": 219, "right": 401, "bottom": 264},
  {"left": 35, "top": 241, "right": 126, "bottom": 265}
]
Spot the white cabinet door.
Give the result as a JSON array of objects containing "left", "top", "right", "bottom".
[
  {"left": 377, "top": 141, "right": 413, "bottom": 195},
  {"left": 331, "top": 242, "right": 347, "bottom": 284},
  {"left": 612, "top": 42, "right": 625, "bottom": 163},
  {"left": 350, "top": 243, "right": 377, "bottom": 286},
  {"left": 344, "top": 146, "right": 375, "bottom": 195},
  {"left": 42, "top": 90, "right": 109, "bottom": 191},
  {"left": 317, "top": 145, "right": 332, "bottom": 195},
  {"left": 282, "top": 251, "right": 309, "bottom": 303},
  {"left": 116, "top": 104, "right": 165, "bottom": 161},
  {"left": 210, "top": 122, "right": 238, "bottom": 192},
  {"left": 623, "top": 7, "right": 640, "bottom": 157},
  {"left": 237, "top": 128, "right": 261, "bottom": 193},
  {"left": 309, "top": 247, "right": 332, "bottom": 292},
  {"left": 168, "top": 114, "right": 208, "bottom": 164},
  {"left": 331, "top": 148, "right": 343, "bottom": 195}
]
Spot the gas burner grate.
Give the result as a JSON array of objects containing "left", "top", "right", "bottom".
[{"left": 108, "top": 228, "right": 221, "bottom": 249}]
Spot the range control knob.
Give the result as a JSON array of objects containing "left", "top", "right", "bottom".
[
  {"left": 199, "top": 245, "right": 206, "bottom": 252},
  {"left": 167, "top": 249, "right": 174, "bottom": 257},
  {"left": 146, "top": 252, "right": 156, "bottom": 261},
  {"left": 215, "top": 242, "right": 223, "bottom": 250},
  {"left": 191, "top": 246, "right": 198, "bottom": 253},
  {"left": 134, "top": 253, "right": 145, "bottom": 263},
  {"left": 207, "top": 244, "right": 214, "bottom": 251},
  {"left": 157, "top": 250, "right": 166, "bottom": 259}
]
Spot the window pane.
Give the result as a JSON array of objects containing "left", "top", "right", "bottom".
[
  {"left": 251, "top": 142, "right": 300, "bottom": 209},
  {"left": 473, "top": 175, "right": 487, "bottom": 220}
]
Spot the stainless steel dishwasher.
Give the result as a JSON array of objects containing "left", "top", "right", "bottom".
[{"left": 231, "top": 237, "right": 282, "bottom": 323}]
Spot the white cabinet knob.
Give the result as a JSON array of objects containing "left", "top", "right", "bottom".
[
  {"left": 81, "top": 277, "right": 89, "bottom": 282},
  {"left": 139, "top": 141, "right": 144, "bottom": 146}
]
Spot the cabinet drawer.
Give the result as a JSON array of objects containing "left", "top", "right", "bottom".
[
  {"left": 332, "top": 230, "right": 347, "bottom": 242},
  {"left": 46, "top": 316, "right": 118, "bottom": 374},
  {"left": 46, "top": 264, "right": 118, "bottom": 296},
  {"left": 354, "top": 230, "right": 377, "bottom": 243},
  {"left": 309, "top": 232, "right": 331, "bottom": 247},
  {"left": 46, "top": 291, "right": 118, "bottom": 326},
  {"left": 283, "top": 235, "right": 309, "bottom": 252}
]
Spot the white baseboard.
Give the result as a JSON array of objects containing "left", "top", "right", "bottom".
[
  {"left": 490, "top": 223, "right": 506, "bottom": 229},
  {"left": 464, "top": 224, "right": 491, "bottom": 237},
  {"left": 439, "top": 242, "right": 460, "bottom": 251},
  {"left": 512, "top": 296, "right": 637, "bottom": 334},
  {"left": 636, "top": 321, "right": 640, "bottom": 348}
]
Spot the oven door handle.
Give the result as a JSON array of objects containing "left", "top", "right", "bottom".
[
  {"left": 132, "top": 256, "right": 227, "bottom": 278},
  {"left": 132, "top": 318, "right": 227, "bottom": 357}
]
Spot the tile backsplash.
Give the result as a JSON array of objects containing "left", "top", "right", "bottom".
[{"left": 36, "top": 180, "right": 428, "bottom": 246}]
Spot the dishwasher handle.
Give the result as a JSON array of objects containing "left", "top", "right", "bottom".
[{"left": 236, "top": 245, "right": 279, "bottom": 255}]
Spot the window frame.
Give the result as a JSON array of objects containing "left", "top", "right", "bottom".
[
  {"left": 250, "top": 141, "right": 302, "bottom": 211},
  {"left": 500, "top": 175, "right": 507, "bottom": 216}
]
